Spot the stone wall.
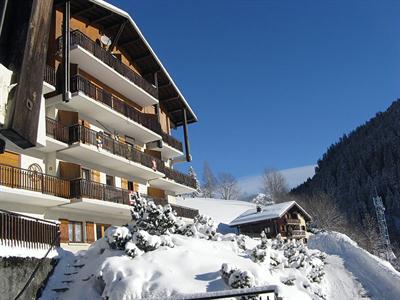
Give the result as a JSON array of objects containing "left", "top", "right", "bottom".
[{"left": 0, "top": 257, "right": 57, "bottom": 300}]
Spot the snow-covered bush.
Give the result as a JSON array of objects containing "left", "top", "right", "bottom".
[
  {"left": 106, "top": 226, "right": 131, "bottom": 250},
  {"left": 131, "top": 197, "right": 178, "bottom": 235},
  {"left": 134, "top": 230, "right": 174, "bottom": 252},
  {"left": 179, "top": 214, "right": 217, "bottom": 240},
  {"left": 220, "top": 263, "right": 257, "bottom": 300},
  {"left": 125, "top": 241, "right": 144, "bottom": 258},
  {"left": 250, "top": 230, "right": 271, "bottom": 263}
]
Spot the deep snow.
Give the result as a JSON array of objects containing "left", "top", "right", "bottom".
[{"left": 309, "top": 231, "right": 400, "bottom": 299}]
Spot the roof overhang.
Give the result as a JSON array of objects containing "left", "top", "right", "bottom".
[{"left": 54, "top": 0, "right": 198, "bottom": 127}]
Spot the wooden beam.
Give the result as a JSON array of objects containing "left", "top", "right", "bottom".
[
  {"left": 182, "top": 108, "right": 191, "bottom": 162},
  {"left": 72, "top": 4, "right": 95, "bottom": 18},
  {"left": 132, "top": 52, "right": 152, "bottom": 63},
  {"left": 62, "top": 0, "right": 71, "bottom": 102},
  {"left": 160, "top": 96, "right": 180, "bottom": 103},
  {"left": 104, "top": 22, "right": 122, "bottom": 31},
  {"left": 119, "top": 37, "right": 141, "bottom": 47},
  {"left": 108, "top": 21, "right": 126, "bottom": 52},
  {"left": 158, "top": 82, "right": 172, "bottom": 89},
  {"left": 90, "top": 13, "right": 113, "bottom": 25},
  {"left": 0, "top": 0, "right": 54, "bottom": 148}
]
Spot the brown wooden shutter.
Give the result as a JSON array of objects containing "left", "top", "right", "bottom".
[
  {"left": 85, "top": 222, "right": 95, "bottom": 243},
  {"left": 60, "top": 161, "right": 81, "bottom": 180},
  {"left": 148, "top": 187, "right": 165, "bottom": 200},
  {"left": 0, "top": 151, "right": 20, "bottom": 167},
  {"left": 121, "top": 178, "right": 128, "bottom": 190},
  {"left": 58, "top": 110, "right": 79, "bottom": 126},
  {"left": 59, "top": 219, "right": 69, "bottom": 243},
  {"left": 91, "top": 170, "right": 101, "bottom": 183}
]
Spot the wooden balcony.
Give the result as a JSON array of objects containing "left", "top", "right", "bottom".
[
  {"left": 285, "top": 218, "right": 301, "bottom": 225},
  {"left": 164, "top": 167, "right": 197, "bottom": 190},
  {"left": 289, "top": 230, "right": 306, "bottom": 238},
  {"left": 43, "top": 65, "right": 56, "bottom": 87},
  {"left": 57, "top": 29, "right": 158, "bottom": 106},
  {"left": 161, "top": 132, "right": 183, "bottom": 153},
  {"left": 0, "top": 209, "right": 60, "bottom": 248},
  {"left": 71, "top": 75, "right": 162, "bottom": 136},
  {"left": 0, "top": 164, "right": 70, "bottom": 199},
  {"left": 70, "top": 179, "right": 130, "bottom": 205},
  {"left": 68, "top": 124, "right": 165, "bottom": 174}
]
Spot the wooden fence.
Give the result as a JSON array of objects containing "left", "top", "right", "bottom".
[{"left": 0, "top": 209, "right": 60, "bottom": 249}]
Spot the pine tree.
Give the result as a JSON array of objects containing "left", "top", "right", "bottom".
[{"left": 188, "top": 166, "right": 201, "bottom": 197}]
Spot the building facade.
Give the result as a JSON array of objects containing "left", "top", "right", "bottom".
[
  {"left": 229, "top": 201, "right": 312, "bottom": 242},
  {"left": 0, "top": 0, "right": 198, "bottom": 250}
]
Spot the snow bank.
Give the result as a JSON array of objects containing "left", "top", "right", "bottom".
[
  {"left": 0, "top": 242, "right": 58, "bottom": 258},
  {"left": 309, "top": 231, "right": 400, "bottom": 299},
  {"left": 176, "top": 197, "right": 256, "bottom": 224}
]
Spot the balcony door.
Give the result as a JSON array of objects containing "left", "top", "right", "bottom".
[{"left": 0, "top": 151, "right": 20, "bottom": 187}]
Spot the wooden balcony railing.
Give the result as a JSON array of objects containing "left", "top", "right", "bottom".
[
  {"left": 70, "top": 179, "right": 130, "bottom": 205},
  {"left": 43, "top": 65, "right": 56, "bottom": 87},
  {"left": 69, "top": 124, "right": 166, "bottom": 173},
  {"left": 46, "top": 117, "right": 69, "bottom": 143},
  {"left": 289, "top": 230, "right": 306, "bottom": 238},
  {"left": 170, "top": 203, "right": 199, "bottom": 219},
  {"left": 0, "top": 209, "right": 60, "bottom": 248},
  {"left": 164, "top": 167, "right": 197, "bottom": 189},
  {"left": 71, "top": 75, "right": 163, "bottom": 135},
  {"left": 0, "top": 164, "right": 70, "bottom": 198},
  {"left": 285, "top": 218, "right": 301, "bottom": 225},
  {"left": 161, "top": 132, "right": 183, "bottom": 152},
  {"left": 57, "top": 29, "right": 158, "bottom": 99}
]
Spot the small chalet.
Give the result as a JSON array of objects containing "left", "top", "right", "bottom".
[{"left": 229, "top": 201, "right": 312, "bottom": 242}]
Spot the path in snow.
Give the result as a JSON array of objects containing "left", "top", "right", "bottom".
[{"left": 309, "top": 232, "right": 400, "bottom": 300}]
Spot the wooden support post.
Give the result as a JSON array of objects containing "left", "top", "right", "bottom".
[
  {"left": 108, "top": 21, "right": 126, "bottom": 53},
  {"left": 154, "top": 72, "right": 162, "bottom": 148},
  {"left": 62, "top": 0, "right": 71, "bottom": 102},
  {"left": 182, "top": 108, "right": 191, "bottom": 162},
  {"left": 0, "top": 0, "right": 54, "bottom": 148}
]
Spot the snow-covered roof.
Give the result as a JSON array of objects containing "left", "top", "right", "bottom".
[
  {"left": 175, "top": 197, "right": 256, "bottom": 224},
  {"left": 88, "top": 0, "right": 198, "bottom": 124},
  {"left": 229, "top": 201, "right": 311, "bottom": 226}
]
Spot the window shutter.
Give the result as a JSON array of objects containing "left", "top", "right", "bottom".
[{"left": 59, "top": 219, "right": 69, "bottom": 243}]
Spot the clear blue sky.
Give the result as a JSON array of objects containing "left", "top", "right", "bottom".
[{"left": 109, "top": 0, "right": 400, "bottom": 180}]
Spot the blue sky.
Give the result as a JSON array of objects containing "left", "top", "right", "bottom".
[{"left": 109, "top": 0, "right": 400, "bottom": 187}]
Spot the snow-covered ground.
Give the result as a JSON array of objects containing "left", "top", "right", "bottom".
[
  {"left": 309, "top": 231, "right": 400, "bottom": 299},
  {"left": 0, "top": 241, "right": 58, "bottom": 258},
  {"left": 176, "top": 197, "right": 256, "bottom": 224},
  {"left": 39, "top": 197, "right": 400, "bottom": 300}
]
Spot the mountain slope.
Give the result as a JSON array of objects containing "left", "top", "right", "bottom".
[{"left": 292, "top": 100, "right": 400, "bottom": 243}]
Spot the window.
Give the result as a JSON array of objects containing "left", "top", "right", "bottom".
[
  {"left": 128, "top": 181, "right": 134, "bottom": 191},
  {"left": 281, "top": 225, "right": 285, "bottom": 232},
  {"left": 96, "top": 224, "right": 111, "bottom": 240},
  {"left": 68, "top": 221, "right": 83, "bottom": 243},
  {"left": 265, "top": 227, "right": 271, "bottom": 233},
  {"left": 106, "top": 175, "right": 114, "bottom": 186},
  {"left": 82, "top": 168, "right": 90, "bottom": 181}
]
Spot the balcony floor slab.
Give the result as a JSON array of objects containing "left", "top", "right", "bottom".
[
  {"left": 58, "top": 142, "right": 164, "bottom": 181},
  {"left": 0, "top": 186, "right": 69, "bottom": 207},
  {"left": 70, "top": 45, "right": 158, "bottom": 107},
  {"left": 36, "top": 137, "right": 69, "bottom": 153},
  {"left": 46, "top": 92, "right": 161, "bottom": 144},
  {"left": 149, "top": 177, "right": 196, "bottom": 195}
]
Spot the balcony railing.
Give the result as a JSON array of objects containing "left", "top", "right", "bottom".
[
  {"left": 46, "top": 117, "right": 69, "bottom": 144},
  {"left": 43, "top": 65, "right": 56, "bottom": 87},
  {"left": 69, "top": 124, "right": 166, "bottom": 173},
  {"left": 71, "top": 74, "right": 163, "bottom": 135},
  {"left": 0, "top": 164, "right": 70, "bottom": 198},
  {"left": 0, "top": 209, "right": 60, "bottom": 249},
  {"left": 164, "top": 167, "right": 197, "bottom": 189},
  {"left": 285, "top": 218, "right": 301, "bottom": 225},
  {"left": 289, "top": 230, "right": 306, "bottom": 238},
  {"left": 161, "top": 132, "right": 183, "bottom": 152},
  {"left": 70, "top": 179, "right": 130, "bottom": 205},
  {"left": 57, "top": 29, "right": 158, "bottom": 99}
]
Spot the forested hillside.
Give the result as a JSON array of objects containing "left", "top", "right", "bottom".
[{"left": 292, "top": 100, "right": 400, "bottom": 243}]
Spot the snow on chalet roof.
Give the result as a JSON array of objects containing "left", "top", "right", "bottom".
[{"left": 229, "top": 201, "right": 311, "bottom": 226}]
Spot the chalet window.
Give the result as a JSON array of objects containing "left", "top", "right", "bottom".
[
  {"left": 96, "top": 224, "right": 111, "bottom": 240},
  {"left": 301, "top": 225, "right": 306, "bottom": 230},
  {"left": 265, "top": 227, "right": 271, "bottom": 233},
  {"left": 68, "top": 221, "right": 83, "bottom": 243},
  {"left": 82, "top": 168, "right": 90, "bottom": 181},
  {"left": 281, "top": 225, "right": 285, "bottom": 232},
  {"left": 106, "top": 175, "right": 115, "bottom": 186},
  {"left": 128, "top": 181, "right": 134, "bottom": 191}
]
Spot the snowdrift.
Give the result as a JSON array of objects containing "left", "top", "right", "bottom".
[{"left": 309, "top": 231, "right": 400, "bottom": 300}]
